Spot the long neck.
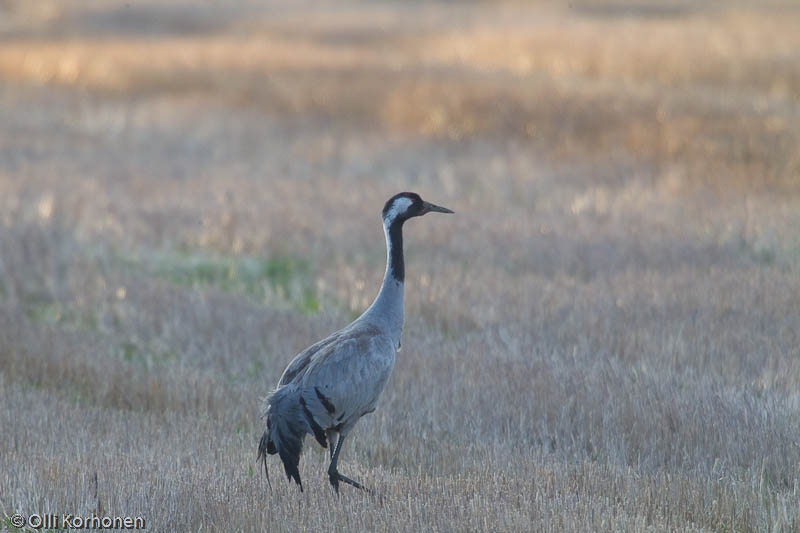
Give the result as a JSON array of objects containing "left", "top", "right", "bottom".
[
  {"left": 386, "top": 219, "right": 404, "bottom": 282},
  {"left": 361, "top": 218, "right": 405, "bottom": 341}
]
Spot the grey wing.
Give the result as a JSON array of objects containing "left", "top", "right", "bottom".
[
  {"left": 298, "top": 328, "right": 396, "bottom": 435},
  {"left": 278, "top": 334, "right": 341, "bottom": 386}
]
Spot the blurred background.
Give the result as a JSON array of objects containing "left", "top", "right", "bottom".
[
  {"left": 1, "top": 0, "right": 799, "bottom": 245},
  {"left": 1, "top": 0, "right": 799, "bottom": 530}
]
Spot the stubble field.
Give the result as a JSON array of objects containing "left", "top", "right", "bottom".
[{"left": 1, "top": 0, "right": 799, "bottom": 530}]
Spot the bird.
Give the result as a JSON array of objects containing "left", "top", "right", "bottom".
[{"left": 257, "top": 192, "right": 453, "bottom": 492}]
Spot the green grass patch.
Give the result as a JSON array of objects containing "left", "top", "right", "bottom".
[
  {"left": 119, "top": 339, "right": 178, "bottom": 369},
  {"left": 21, "top": 294, "right": 98, "bottom": 330},
  {"left": 121, "top": 249, "right": 320, "bottom": 313}
]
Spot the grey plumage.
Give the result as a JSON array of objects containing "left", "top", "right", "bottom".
[{"left": 257, "top": 192, "right": 453, "bottom": 492}]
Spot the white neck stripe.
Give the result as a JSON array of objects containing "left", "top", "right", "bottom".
[{"left": 383, "top": 197, "right": 413, "bottom": 225}]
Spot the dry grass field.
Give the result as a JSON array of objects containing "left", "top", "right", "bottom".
[{"left": 1, "top": 0, "right": 800, "bottom": 530}]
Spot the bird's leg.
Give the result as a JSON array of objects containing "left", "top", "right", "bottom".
[
  {"left": 328, "top": 435, "right": 364, "bottom": 493},
  {"left": 326, "top": 430, "right": 339, "bottom": 461}
]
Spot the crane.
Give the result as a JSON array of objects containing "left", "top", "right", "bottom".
[{"left": 257, "top": 192, "right": 453, "bottom": 492}]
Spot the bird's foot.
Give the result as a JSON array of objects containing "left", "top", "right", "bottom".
[{"left": 328, "top": 470, "right": 365, "bottom": 494}]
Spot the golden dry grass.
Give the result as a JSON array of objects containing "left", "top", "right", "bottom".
[{"left": 1, "top": 0, "right": 800, "bottom": 531}]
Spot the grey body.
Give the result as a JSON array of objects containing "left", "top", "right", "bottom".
[
  {"left": 258, "top": 192, "right": 452, "bottom": 492},
  {"left": 281, "top": 321, "right": 397, "bottom": 435}
]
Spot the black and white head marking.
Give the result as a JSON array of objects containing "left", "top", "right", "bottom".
[
  {"left": 381, "top": 192, "right": 421, "bottom": 283},
  {"left": 380, "top": 192, "right": 452, "bottom": 283},
  {"left": 382, "top": 192, "right": 423, "bottom": 225}
]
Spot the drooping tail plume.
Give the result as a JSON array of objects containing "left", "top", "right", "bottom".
[
  {"left": 257, "top": 386, "right": 308, "bottom": 490},
  {"left": 256, "top": 423, "right": 273, "bottom": 489}
]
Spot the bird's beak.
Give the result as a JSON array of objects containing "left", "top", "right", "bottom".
[{"left": 421, "top": 201, "right": 454, "bottom": 215}]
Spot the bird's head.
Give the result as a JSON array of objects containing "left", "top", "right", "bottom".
[{"left": 382, "top": 192, "right": 454, "bottom": 226}]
